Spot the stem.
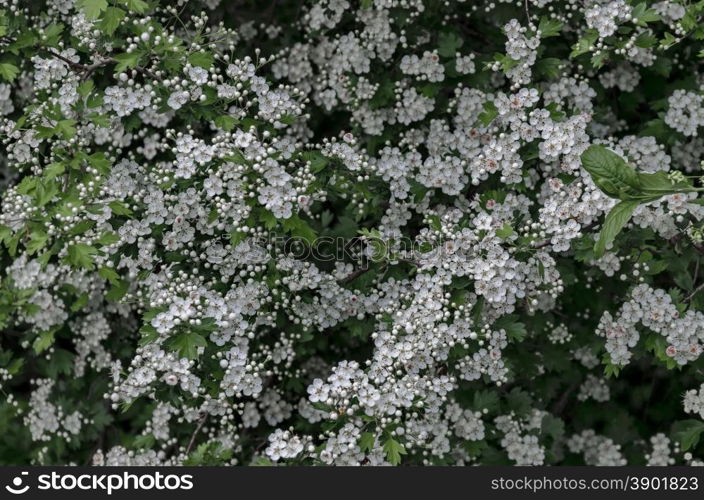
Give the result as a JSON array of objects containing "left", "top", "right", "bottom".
[
  {"left": 685, "top": 281, "right": 704, "bottom": 303},
  {"left": 185, "top": 412, "right": 208, "bottom": 455},
  {"left": 44, "top": 49, "right": 161, "bottom": 82},
  {"left": 339, "top": 265, "right": 370, "bottom": 284}
]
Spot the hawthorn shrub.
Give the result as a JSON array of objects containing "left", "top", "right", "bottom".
[{"left": 2, "top": 0, "right": 704, "bottom": 466}]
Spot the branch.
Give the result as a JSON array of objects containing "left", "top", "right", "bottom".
[
  {"left": 685, "top": 281, "right": 704, "bottom": 303},
  {"left": 185, "top": 412, "right": 208, "bottom": 455},
  {"left": 45, "top": 49, "right": 112, "bottom": 74},
  {"left": 44, "top": 49, "right": 160, "bottom": 82},
  {"left": 339, "top": 265, "right": 370, "bottom": 285},
  {"left": 551, "top": 381, "right": 579, "bottom": 416}
]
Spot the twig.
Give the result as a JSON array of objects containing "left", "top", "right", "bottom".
[
  {"left": 339, "top": 265, "right": 370, "bottom": 284},
  {"left": 45, "top": 49, "right": 112, "bottom": 74},
  {"left": 694, "top": 258, "right": 700, "bottom": 287},
  {"left": 551, "top": 381, "right": 578, "bottom": 416},
  {"left": 132, "top": 65, "right": 161, "bottom": 82},
  {"left": 396, "top": 258, "right": 418, "bottom": 266},
  {"left": 185, "top": 412, "right": 208, "bottom": 455},
  {"left": 685, "top": 281, "right": 704, "bottom": 303},
  {"left": 45, "top": 49, "right": 160, "bottom": 82},
  {"left": 524, "top": 0, "right": 532, "bottom": 25}
]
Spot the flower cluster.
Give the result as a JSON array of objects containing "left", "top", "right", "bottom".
[{"left": 2, "top": 0, "right": 704, "bottom": 468}]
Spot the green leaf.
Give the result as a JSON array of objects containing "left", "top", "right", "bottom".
[
  {"left": 591, "top": 51, "right": 608, "bottom": 70},
  {"left": 594, "top": 200, "right": 640, "bottom": 258},
  {"left": 78, "top": 80, "right": 94, "bottom": 98},
  {"left": 494, "top": 53, "right": 519, "bottom": 72},
  {"left": 570, "top": 30, "right": 599, "bottom": 58},
  {"left": 472, "top": 390, "right": 500, "bottom": 413},
  {"left": 534, "top": 58, "right": 562, "bottom": 79},
  {"left": 108, "top": 200, "right": 132, "bottom": 216},
  {"left": 9, "top": 31, "right": 39, "bottom": 52},
  {"left": 66, "top": 243, "right": 98, "bottom": 270},
  {"left": 538, "top": 17, "right": 562, "bottom": 38},
  {"left": 495, "top": 223, "right": 514, "bottom": 239},
  {"left": 46, "top": 348, "right": 74, "bottom": 378},
  {"left": 113, "top": 52, "right": 142, "bottom": 72},
  {"left": 0, "top": 62, "right": 19, "bottom": 82},
  {"left": 71, "top": 292, "right": 89, "bottom": 312},
  {"left": 99, "top": 6, "right": 125, "bottom": 35},
  {"left": 106, "top": 279, "right": 129, "bottom": 302},
  {"left": 383, "top": 437, "right": 406, "bottom": 465},
  {"left": 43, "top": 23, "right": 65, "bottom": 46},
  {"left": 359, "top": 432, "right": 376, "bottom": 453},
  {"left": 26, "top": 230, "right": 48, "bottom": 255},
  {"left": 33, "top": 330, "right": 55, "bottom": 354},
  {"left": 478, "top": 101, "right": 498, "bottom": 126},
  {"left": 494, "top": 314, "right": 527, "bottom": 342},
  {"left": 230, "top": 230, "right": 246, "bottom": 247},
  {"left": 214, "top": 115, "right": 238, "bottom": 131},
  {"left": 369, "top": 80, "right": 394, "bottom": 110},
  {"left": 301, "top": 151, "right": 329, "bottom": 172},
  {"left": 583, "top": 147, "right": 692, "bottom": 204},
  {"left": 638, "top": 170, "right": 691, "bottom": 199},
  {"left": 541, "top": 414, "right": 565, "bottom": 440},
  {"left": 138, "top": 324, "right": 159, "bottom": 346},
  {"left": 7, "top": 358, "right": 24, "bottom": 376},
  {"left": 44, "top": 162, "right": 65, "bottom": 180},
  {"left": 464, "top": 440, "right": 487, "bottom": 457},
  {"left": 120, "top": 0, "right": 149, "bottom": 13},
  {"left": 661, "top": 32, "right": 677, "bottom": 49},
  {"left": 167, "top": 331, "right": 207, "bottom": 359},
  {"left": 506, "top": 387, "right": 532, "bottom": 416},
  {"left": 438, "top": 31, "right": 463, "bottom": 58},
  {"left": 675, "top": 271, "right": 694, "bottom": 292},
  {"left": 56, "top": 119, "right": 77, "bottom": 140},
  {"left": 16, "top": 176, "right": 38, "bottom": 195},
  {"left": 645, "top": 259, "right": 668, "bottom": 275},
  {"left": 631, "top": 2, "right": 661, "bottom": 26},
  {"left": 35, "top": 179, "right": 59, "bottom": 206},
  {"left": 634, "top": 31, "right": 657, "bottom": 48},
  {"left": 188, "top": 51, "right": 214, "bottom": 69},
  {"left": 645, "top": 333, "right": 679, "bottom": 369},
  {"left": 580, "top": 145, "right": 641, "bottom": 200},
  {"left": 0, "top": 224, "right": 11, "bottom": 244},
  {"left": 283, "top": 215, "right": 317, "bottom": 243},
  {"left": 133, "top": 434, "right": 155, "bottom": 450},
  {"left": 95, "top": 231, "right": 120, "bottom": 247},
  {"left": 252, "top": 457, "right": 275, "bottom": 466},
  {"left": 88, "top": 112, "right": 110, "bottom": 128},
  {"left": 76, "top": 0, "right": 108, "bottom": 20},
  {"left": 98, "top": 266, "right": 120, "bottom": 285},
  {"left": 672, "top": 420, "right": 704, "bottom": 451}
]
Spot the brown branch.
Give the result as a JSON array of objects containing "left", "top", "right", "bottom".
[
  {"left": 551, "top": 381, "right": 579, "bottom": 417},
  {"left": 339, "top": 265, "right": 370, "bottom": 285},
  {"left": 45, "top": 49, "right": 112, "bottom": 74},
  {"left": 685, "top": 281, "right": 704, "bottom": 303},
  {"left": 339, "top": 257, "right": 418, "bottom": 284},
  {"left": 396, "top": 258, "right": 418, "bottom": 266},
  {"left": 44, "top": 49, "right": 160, "bottom": 82},
  {"left": 132, "top": 65, "right": 161, "bottom": 82},
  {"left": 185, "top": 412, "right": 208, "bottom": 455}
]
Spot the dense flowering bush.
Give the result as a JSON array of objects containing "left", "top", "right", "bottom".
[{"left": 4, "top": 0, "right": 704, "bottom": 467}]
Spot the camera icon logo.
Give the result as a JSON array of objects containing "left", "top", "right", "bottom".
[{"left": 5, "top": 471, "right": 30, "bottom": 495}]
